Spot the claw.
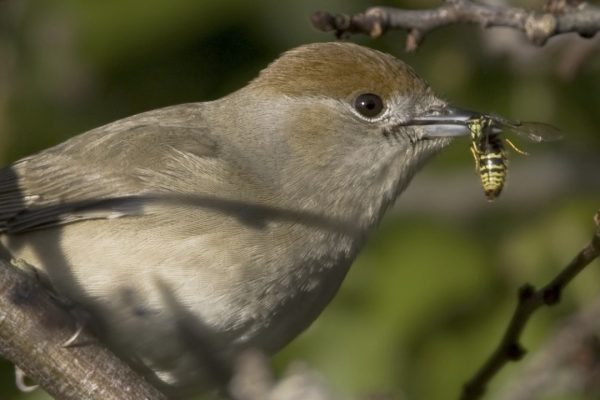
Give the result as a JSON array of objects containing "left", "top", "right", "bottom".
[
  {"left": 15, "top": 366, "right": 38, "bottom": 393},
  {"left": 62, "top": 322, "right": 86, "bottom": 348}
]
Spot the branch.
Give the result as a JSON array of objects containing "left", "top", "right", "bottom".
[
  {"left": 493, "top": 297, "right": 600, "bottom": 399},
  {"left": 0, "top": 259, "right": 167, "bottom": 400},
  {"left": 460, "top": 209, "right": 600, "bottom": 400},
  {"left": 311, "top": 0, "right": 600, "bottom": 51}
]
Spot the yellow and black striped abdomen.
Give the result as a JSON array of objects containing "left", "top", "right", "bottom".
[{"left": 472, "top": 135, "right": 507, "bottom": 200}]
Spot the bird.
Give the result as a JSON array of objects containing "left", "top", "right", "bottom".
[{"left": 0, "top": 42, "right": 471, "bottom": 397}]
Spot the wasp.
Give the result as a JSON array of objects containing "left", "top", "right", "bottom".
[{"left": 467, "top": 114, "right": 561, "bottom": 201}]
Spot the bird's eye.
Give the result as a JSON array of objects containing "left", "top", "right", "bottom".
[{"left": 353, "top": 93, "right": 384, "bottom": 119}]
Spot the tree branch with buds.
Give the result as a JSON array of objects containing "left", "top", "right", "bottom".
[
  {"left": 460, "top": 210, "right": 600, "bottom": 400},
  {"left": 311, "top": 0, "right": 600, "bottom": 51}
]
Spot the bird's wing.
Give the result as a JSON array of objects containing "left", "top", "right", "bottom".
[{"left": 0, "top": 105, "right": 225, "bottom": 234}]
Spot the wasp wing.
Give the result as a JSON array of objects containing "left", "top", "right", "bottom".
[{"left": 488, "top": 114, "right": 562, "bottom": 143}]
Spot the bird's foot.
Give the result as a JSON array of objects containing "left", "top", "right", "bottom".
[{"left": 15, "top": 366, "right": 38, "bottom": 393}]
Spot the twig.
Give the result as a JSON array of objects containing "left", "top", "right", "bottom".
[
  {"left": 311, "top": 0, "right": 600, "bottom": 51},
  {"left": 493, "top": 298, "right": 600, "bottom": 400},
  {"left": 0, "top": 259, "right": 167, "bottom": 400},
  {"left": 460, "top": 209, "right": 600, "bottom": 400}
]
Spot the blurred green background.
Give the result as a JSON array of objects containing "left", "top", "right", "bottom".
[{"left": 0, "top": 0, "right": 599, "bottom": 399}]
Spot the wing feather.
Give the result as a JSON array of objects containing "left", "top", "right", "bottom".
[{"left": 0, "top": 104, "right": 222, "bottom": 233}]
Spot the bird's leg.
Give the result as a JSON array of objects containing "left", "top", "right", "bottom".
[
  {"left": 9, "top": 258, "right": 95, "bottom": 347},
  {"left": 10, "top": 258, "right": 41, "bottom": 281}
]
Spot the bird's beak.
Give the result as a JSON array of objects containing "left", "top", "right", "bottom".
[{"left": 402, "top": 106, "right": 478, "bottom": 139}]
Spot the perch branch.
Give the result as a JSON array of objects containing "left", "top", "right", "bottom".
[
  {"left": 311, "top": 0, "right": 600, "bottom": 51},
  {"left": 0, "top": 259, "right": 167, "bottom": 400},
  {"left": 460, "top": 209, "right": 600, "bottom": 400}
]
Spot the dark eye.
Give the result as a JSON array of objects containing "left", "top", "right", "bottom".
[{"left": 353, "top": 93, "right": 384, "bottom": 119}]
